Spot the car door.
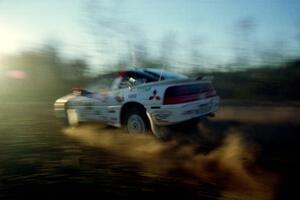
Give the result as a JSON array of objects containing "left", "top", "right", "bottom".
[
  {"left": 86, "top": 75, "right": 129, "bottom": 124},
  {"left": 103, "top": 76, "right": 131, "bottom": 125},
  {"left": 82, "top": 76, "right": 116, "bottom": 122}
]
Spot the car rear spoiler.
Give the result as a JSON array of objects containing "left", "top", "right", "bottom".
[{"left": 196, "top": 76, "right": 214, "bottom": 81}]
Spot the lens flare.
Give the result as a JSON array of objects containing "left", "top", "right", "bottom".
[{"left": 5, "top": 70, "right": 27, "bottom": 79}]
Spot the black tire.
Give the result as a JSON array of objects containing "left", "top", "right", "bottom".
[
  {"left": 125, "top": 107, "right": 150, "bottom": 134},
  {"left": 64, "top": 108, "right": 79, "bottom": 127}
]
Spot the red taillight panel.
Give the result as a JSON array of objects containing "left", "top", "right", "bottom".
[
  {"left": 164, "top": 94, "right": 200, "bottom": 104},
  {"left": 205, "top": 90, "right": 217, "bottom": 98},
  {"left": 163, "top": 84, "right": 216, "bottom": 105}
]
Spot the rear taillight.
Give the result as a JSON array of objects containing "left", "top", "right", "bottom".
[
  {"left": 206, "top": 89, "right": 217, "bottom": 98},
  {"left": 164, "top": 94, "right": 200, "bottom": 104},
  {"left": 163, "top": 83, "right": 216, "bottom": 105}
]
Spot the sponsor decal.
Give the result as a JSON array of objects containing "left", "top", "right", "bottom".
[
  {"left": 115, "top": 95, "right": 124, "bottom": 102},
  {"left": 149, "top": 89, "right": 160, "bottom": 100},
  {"left": 108, "top": 109, "right": 116, "bottom": 113},
  {"left": 100, "top": 93, "right": 109, "bottom": 103},
  {"left": 114, "top": 91, "right": 124, "bottom": 103},
  {"left": 138, "top": 86, "right": 151, "bottom": 92},
  {"left": 103, "top": 97, "right": 108, "bottom": 103},
  {"left": 182, "top": 103, "right": 212, "bottom": 115},
  {"left": 154, "top": 110, "right": 171, "bottom": 120},
  {"left": 128, "top": 94, "right": 137, "bottom": 99}
]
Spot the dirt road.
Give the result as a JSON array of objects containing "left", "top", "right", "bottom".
[{"left": 0, "top": 103, "right": 299, "bottom": 200}]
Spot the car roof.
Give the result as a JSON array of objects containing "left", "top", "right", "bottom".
[
  {"left": 126, "top": 68, "right": 188, "bottom": 81},
  {"left": 123, "top": 69, "right": 159, "bottom": 82},
  {"left": 141, "top": 68, "right": 188, "bottom": 80},
  {"left": 89, "top": 68, "right": 188, "bottom": 84}
]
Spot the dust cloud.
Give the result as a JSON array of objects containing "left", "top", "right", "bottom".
[
  {"left": 216, "top": 106, "right": 300, "bottom": 124},
  {"left": 63, "top": 125, "right": 278, "bottom": 200}
]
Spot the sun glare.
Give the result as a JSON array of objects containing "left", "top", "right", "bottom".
[{"left": 0, "top": 24, "right": 27, "bottom": 55}]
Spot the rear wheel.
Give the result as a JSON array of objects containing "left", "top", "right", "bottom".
[{"left": 125, "top": 107, "right": 149, "bottom": 134}]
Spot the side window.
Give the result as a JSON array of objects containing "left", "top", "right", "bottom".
[
  {"left": 87, "top": 78, "right": 114, "bottom": 92},
  {"left": 113, "top": 76, "right": 147, "bottom": 90},
  {"left": 118, "top": 76, "right": 130, "bottom": 89},
  {"left": 132, "top": 78, "right": 146, "bottom": 86},
  {"left": 111, "top": 77, "right": 122, "bottom": 90}
]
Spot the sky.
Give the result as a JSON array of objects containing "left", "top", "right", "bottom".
[{"left": 0, "top": 0, "right": 300, "bottom": 70}]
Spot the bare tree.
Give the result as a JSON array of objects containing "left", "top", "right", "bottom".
[
  {"left": 84, "top": 0, "right": 126, "bottom": 71},
  {"left": 159, "top": 32, "right": 177, "bottom": 69},
  {"left": 233, "top": 17, "right": 257, "bottom": 68},
  {"left": 123, "top": 26, "right": 149, "bottom": 67},
  {"left": 296, "top": 22, "right": 300, "bottom": 57},
  {"left": 83, "top": 0, "right": 152, "bottom": 71},
  {"left": 188, "top": 35, "right": 205, "bottom": 72},
  {"left": 259, "top": 39, "right": 287, "bottom": 66}
]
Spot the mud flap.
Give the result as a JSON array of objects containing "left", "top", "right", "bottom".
[{"left": 146, "top": 112, "right": 172, "bottom": 140}]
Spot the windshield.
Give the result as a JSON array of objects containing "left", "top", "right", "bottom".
[{"left": 86, "top": 77, "right": 114, "bottom": 92}]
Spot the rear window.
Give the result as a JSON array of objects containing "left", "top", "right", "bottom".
[{"left": 144, "top": 69, "right": 188, "bottom": 80}]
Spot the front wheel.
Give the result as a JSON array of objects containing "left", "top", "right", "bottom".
[{"left": 65, "top": 109, "right": 79, "bottom": 126}]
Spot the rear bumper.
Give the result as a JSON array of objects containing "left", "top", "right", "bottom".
[{"left": 147, "top": 96, "right": 219, "bottom": 126}]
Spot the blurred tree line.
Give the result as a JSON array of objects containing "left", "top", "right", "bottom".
[
  {"left": 1, "top": 44, "right": 299, "bottom": 104},
  {"left": 0, "top": 45, "right": 89, "bottom": 103},
  {"left": 1, "top": 9, "right": 300, "bottom": 104},
  {"left": 191, "top": 59, "right": 300, "bottom": 102},
  {"left": 0, "top": 43, "right": 299, "bottom": 103}
]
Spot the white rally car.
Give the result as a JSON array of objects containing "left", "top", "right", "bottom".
[{"left": 54, "top": 68, "right": 219, "bottom": 138}]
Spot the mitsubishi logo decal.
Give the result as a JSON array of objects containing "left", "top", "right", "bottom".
[{"left": 149, "top": 89, "right": 160, "bottom": 100}]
